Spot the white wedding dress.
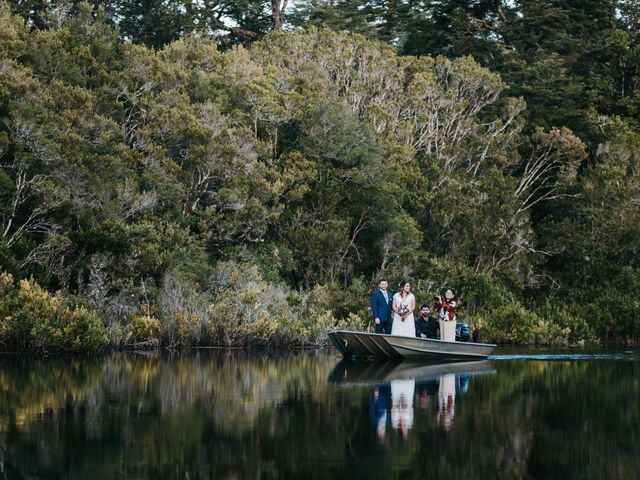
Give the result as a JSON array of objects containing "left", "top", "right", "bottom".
[{"left": 391, "top": 292, "right": 416, "bottom": 337}]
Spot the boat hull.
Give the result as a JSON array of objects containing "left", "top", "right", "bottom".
[
  {"left": 328, "top": 359, "right": 496, "bottom": 386},
  {"left": 328, "top": 330, "right": 496, "bottom": 361}
]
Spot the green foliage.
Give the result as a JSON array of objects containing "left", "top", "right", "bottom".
[
  {"left": 0, "top": 272, "right": 107, "bottom": 352},
  {"left": 537, "top": 301, "right": 598, "bottom": 345},
  {"left": 401, "top": 253, "right": 514, "bottom": 317},
  {"left": 534, "top": 116, "right": 640, "bottom": 339},
  {"left": 477, "top": 301, "right": 570, "bottom": 346},
  {"left": 477, "top": 298, "right": 598, "bottom": 346},
  {"left": 150, "top": 263, "right": 348, "bottom": 348},
  {"left": 130, "top": 309, "right": 161, "bottom": 343},
  {"left": 1, "top": 2, "right": 639, "bottom": 348},
  {"left": 297, "top": 1, "right": 635, "bottom": 139}
]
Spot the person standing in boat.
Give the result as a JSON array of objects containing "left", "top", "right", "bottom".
[
  {"left": 371, "top": 279, "right": 393, "bottom": 334},
  {"left": 435, "top": 288, "right": 458, "bottom": 342},
  {"left": 391, "top": 281, "right": 416, "bottom": 337}
]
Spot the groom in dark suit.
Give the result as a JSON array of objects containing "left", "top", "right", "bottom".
[{"left": 371, "top": 279, "right": 393, "bottom": 334}]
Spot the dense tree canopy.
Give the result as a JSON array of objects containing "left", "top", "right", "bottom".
[{"left": 1, "top": 0, "right": 639, "bottom": 350}]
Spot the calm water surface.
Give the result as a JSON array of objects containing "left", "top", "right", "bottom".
[{"left": 1, "top": 349, "right": 638, "bottom": 479}]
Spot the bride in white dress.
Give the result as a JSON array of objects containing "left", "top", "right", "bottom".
[{"left": 391, "top": 281, "right": 416, "bottom": 337}]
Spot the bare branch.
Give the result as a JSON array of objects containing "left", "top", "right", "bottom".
[{"left": 214, "top": 20, "right": 259, "bottom": 40}]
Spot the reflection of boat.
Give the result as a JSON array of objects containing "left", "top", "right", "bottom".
[
  {"left": 328, "top": 359, "right": 495, "bottom": 386},
  {"left": 337, "top": 359, "right": 495, "bottom": 437},
  {"left": 328, "top": 330, "right": 496, "bottom": 361}
]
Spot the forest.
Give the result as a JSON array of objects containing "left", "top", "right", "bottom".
[{"left": 1, "top": 0, "right": 640, "bottom": 351}]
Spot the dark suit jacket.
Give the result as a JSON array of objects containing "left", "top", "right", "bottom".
[{"left": 371, "top": 289, "right": 393, "bottom": 323}]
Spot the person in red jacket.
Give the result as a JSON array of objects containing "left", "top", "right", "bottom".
[
  {"left": 434, "top": 288, "right": 458, "bottom": 341},
  {"left": 434, "top": 288, "right": 458, "bottom": 322}
]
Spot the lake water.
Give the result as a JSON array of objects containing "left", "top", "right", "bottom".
[{"left": 1, "top": 349, "right": 638, "bottom": 479}]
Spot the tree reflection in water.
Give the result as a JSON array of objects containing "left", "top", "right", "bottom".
[{"left": 0, "top": 351, "right": 639, "bottom": 479}]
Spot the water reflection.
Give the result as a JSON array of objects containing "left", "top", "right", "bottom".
[
  {"left": 370, "top": 384, "right": 389, "bottom": 440},
  {"left": 369, "top": 379, "right": 416, "bottom": 441},
  {"left": 436, "top": 373, "right": 455, "bottom": 431},
  {"left": 390, "top": 378, "right": 414, "bottom": 439},
  {"left": 330, "top": 360, "right": 495, "bottom": 439},
  {"left": 1, "top": 351, "right": 639, "bottom": 479}
]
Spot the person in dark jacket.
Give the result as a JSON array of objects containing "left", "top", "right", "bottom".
[
  {"left": 371, "top": 279, "right": 393, "bottom": 334},
  {"left": 415, "top": 303, "right": 439, "bottom": 339}
]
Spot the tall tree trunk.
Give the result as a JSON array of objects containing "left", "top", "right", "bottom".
[{"left": 272, "top": 0, "right": 289, "bottom": 30}]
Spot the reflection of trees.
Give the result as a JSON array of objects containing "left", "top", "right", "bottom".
[
  {"left": 523, "top": 361, "right": 640, "bottom": 479},
  {"left": 0, "top": 357, "right": 106, "bottom": 428},
  {"left": 0, "top": 357, "right": 107, "bottom": 478},
  {"left": 0, "top": 352, "right": 346, "bottom": 478},
  {"left": 0, "top": 355, "right": 639, "bottom": 478},
  {"left": 409, "top": 360, "right": 640, "bottom": 479}
]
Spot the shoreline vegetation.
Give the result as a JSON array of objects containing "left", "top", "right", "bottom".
[
  {"left": 0, "top": 270, "right": 614, "bottom": 354},
  {"left": 2, "top": 2, "right": 640, "bottom": 353}
]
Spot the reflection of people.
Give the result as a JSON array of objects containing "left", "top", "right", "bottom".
[
  {"left": 435, "top": 288, "right": 458, "bottom": 342},
  {"left": 391, "top": 281, "right": 416, "bottom": 337},
  {"left": 370, "top": 385, "right": 391, "bottom": 441},
  {"left": 415, "top": 304, "right": 439, "bottom": 339},
  {"left": 390, "top": 379, "right": 415, "bottom": 440},
  {"left": 417, "top": 379, "right": 438, "bottom": 410},
  {"left": 458, "top": 374, "right": 470, "bottom": 394},
  {"left": 437, "top": 373, "right": 456, "bottom": 431},
  {"left": 371, "top": 279, "right": 393, "bottom": 334}
]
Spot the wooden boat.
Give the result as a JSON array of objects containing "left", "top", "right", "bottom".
[
  {"left": 328, "top": 359, "right": 496, "bottom": 386},
  {"left": 328, "top": 330, "right": 496, "bottom": 361}
]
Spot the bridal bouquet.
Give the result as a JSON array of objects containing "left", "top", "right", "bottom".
[{"left": 397, "top": 305, "right": 410, "bottom": 320}]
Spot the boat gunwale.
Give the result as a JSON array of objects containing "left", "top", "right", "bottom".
[
  {"left": 388, "top": 342, "right": 492, "bottom": 357},
  {"left": 330, "top": 330, "right": 497, "bottom": 348}
]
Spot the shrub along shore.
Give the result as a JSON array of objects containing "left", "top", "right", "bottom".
[
  {"left": 0, "top": 270, "right": 598, "bottom": 353},
  {"left": 1, "top": 2, "right": 639, "bottom": 353}
]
